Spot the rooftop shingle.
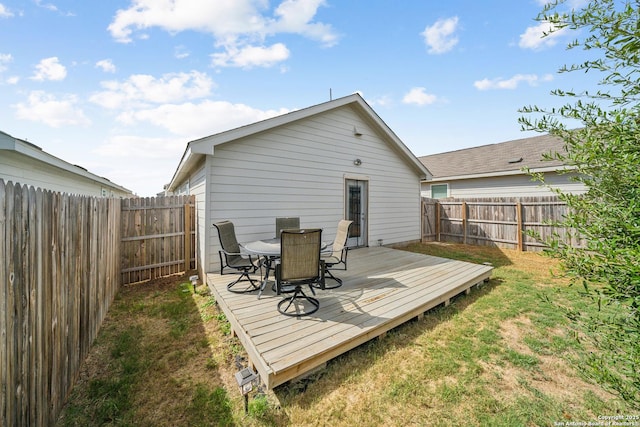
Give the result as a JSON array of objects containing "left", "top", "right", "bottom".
[{"left": 418, "top": 133, "right": 566, "bottom": 179}]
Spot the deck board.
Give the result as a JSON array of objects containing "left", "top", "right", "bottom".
[{"left": 206, "top": 246, "right": 492, "bottom": 389}]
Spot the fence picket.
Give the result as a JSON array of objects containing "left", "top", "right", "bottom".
[
  {"left": 0, "top": 181, "right": 6, "bottom": 427},
  {"left": 6, "top": 182, "right": 16, "bottom": 426},
  {"left": 422, "top": 196, "right": 579, "bottom": 251},
  {"left": 119, "top": 194, "right": 195, "bottom": 285},
  {"left": 0, "top": 180, "right": 124, "bottom": 426},
  {"left": 1, "top": 180, "right": 194, "bottom": 426}
]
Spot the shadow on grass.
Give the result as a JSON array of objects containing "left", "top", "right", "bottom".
[
  {"left": 272, "top": 242, "right": 511, "bottom": 405},
  {"left": 274, "top": 274, "right": 504, "bottom": 407},
  {"left": 399, "top": 241, "right": 515, "bottom": 269},
  {"left": 56, "top": 272, "right": 237, "bottom": 427}
]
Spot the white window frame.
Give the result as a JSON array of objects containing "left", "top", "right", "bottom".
[{"left": 430, "top": 183, "right": 449, "bottom": 199}]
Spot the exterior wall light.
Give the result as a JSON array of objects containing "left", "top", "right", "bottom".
[{"left": 353, "top": 159, "right": 362, "bottom": 166}]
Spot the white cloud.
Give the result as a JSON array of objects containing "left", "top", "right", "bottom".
[
  {"left": 31, "top": 57, "right": 67, "bottom": 81},
  {"left": 35, "top": 0, "right": 58, "bottom": 12},
  {"left": 402, "top": 87, "right": 438, "bottom": 106},
  {"left": 0, "top": 53, "right": 12, "bottom": 72},
  {"left": 90, "top": 71, "right": 214, "bottom": 109},
  {"left": 174, "top": 45, "right": 190, "bottom": 59},
  {"left": 96, "top": 59, "right": 116, "bottom": 73},
  {"left": 34, "top": 0, "right": 74, "bottom": 16},
  {"left": 211, "top": 43, "right": 290, "bottom": 68},
  {"left": 107, "top": 0, "right": 337, "bottom": 68},
  {"left": 108, "top": 0, "right": 263, "bottom": 43},
  {"left": 474, "top": 73, "right": 554, "bottom": 90},
  {"left": 108, "top": 0, "right": 337, "bottom": 44},
  {"left": 519, "top": 21, "right": 567, "bottom": 50},
  {"left": 271, "top": 0, "right": 338, "bottom": 47},
  {"left": 94, "top": 134, "right": 184, "bottom": 159},
  {"left": 116, "top": 100, "right": 289, "bottom": 136},
  {"left": 0, "top": 3, "right": 14, "bottom": 18},
  {"left": 13, "top": 91, "right": 91, "bottom": 127},
  {"left": 367, "top": 95, "right": 392, "bottom": 108},
  {"left": 0, "top": 53, "right": 17, "bottom": 83},
  {"left": 91, "top": 135, "right": 188, "bottom": 195},
  {"left": 421, "top": 16, "right": 459, "bottom": 54}
]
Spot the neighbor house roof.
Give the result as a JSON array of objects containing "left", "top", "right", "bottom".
[
  {"left": 168, "top": 93, "right": 430, "bottom": 191},
  {"left": 0, "top": 130, "right": 132, "bottom": 194},
  {"left": 418, "top": 133, "right": 569, "bottom": 182}
]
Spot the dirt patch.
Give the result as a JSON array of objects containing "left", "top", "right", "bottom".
[{"left": 482, "top": 315, "right": 617, "bottom": 406}]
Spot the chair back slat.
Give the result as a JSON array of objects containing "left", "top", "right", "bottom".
[
  {"left": 330, "top": 220, "right": 353, "bottom": 257},
  {"left": 214, "top": 220, "right": 242, "bottom": 261},
  {"left": 280, "top": 229, "right": 322, "bottom": 282},
  {"left": 276, "top": 217, "right": 300, "bottom": 236}
]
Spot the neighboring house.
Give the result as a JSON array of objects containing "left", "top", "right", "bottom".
[
  {"left": 167, "top": 93, "right": 430, "bottom": 277},
  {"left": 0, "top": 130, "right": 132, "bottom": 197},
  {"left": 418, "top": 133, "right": 587, "bottom": 199}
]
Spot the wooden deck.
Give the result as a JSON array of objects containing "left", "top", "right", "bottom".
[{"left": 206, "top": 246, "right": 493, "bottom": 389}]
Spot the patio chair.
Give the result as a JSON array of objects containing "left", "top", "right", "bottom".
[
  {"left": 275, "top": 217, "right": 300, "bottom": 237},
  {"left": 320, "top": 219, "right": 353, "bottom": 289},
  {"left": 275, "top": 229, "right": 325, "bottom": 317},
  {"left": 213, "top": 220, "right": 260, "bottom": 293}
]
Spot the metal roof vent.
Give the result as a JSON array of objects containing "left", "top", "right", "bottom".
[{"left": 508, "top": 157, "right": 523, "bottom": 164}]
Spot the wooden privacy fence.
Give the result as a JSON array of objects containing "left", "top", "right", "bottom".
[
  {"left": 120, "top": 195, "right": 195, "bottom": 285},
  {"left": 422, "top": 196, "right": 582, "bottom": 251},
  {"left": 1, "top": 180, "right": 197, "bottom": 426},
  {"left": 1, "top": 180, "right": 121, "bottom": 427}
]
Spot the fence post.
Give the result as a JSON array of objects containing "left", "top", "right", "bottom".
[
  {"left": 184, "top": 200, "right": 192, "bottom": 272},
  {"left": 436, "top": 201, "right": 441, "bottom": 242},
  {"left": 462, "top": 201, "right": 467, "bottom": 245},
  {"left": 420, "top": 199, "right": 424, "bottom": 243},
  {"left": 516, "top": 201, "right": 523, "bottom": 252}
]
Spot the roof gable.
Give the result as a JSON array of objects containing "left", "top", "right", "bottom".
[
  {"left": 419, "top": 133, "right": 567, "bottom": 180},
  {"left": 168, "top": 94, "right": 429, "bottom": 190},
  {"left": 0, "top": 130, "right": 132, "bottom": 194}
]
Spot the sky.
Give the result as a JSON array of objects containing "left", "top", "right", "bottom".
[{"left": 0, "top": 0, "right": 598, "bottom": 196}]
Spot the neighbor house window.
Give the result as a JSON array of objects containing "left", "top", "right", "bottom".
[
  {"left": 177, "top": 181, "right": 189, "bottom": 195},
  {"left": 431, "top": 184, "right": 448, "bottom": 199}
]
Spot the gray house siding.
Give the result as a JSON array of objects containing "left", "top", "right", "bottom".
[
  {"left": 174, "top": 159, "right": 208, "bottom": 278},
  {"left": 169, "top": 97, "right": 426, "bottom": 275},
  {"left": 422, "top": 171, "right": 585, "bottom": 199},
  {"left": 1, "top": 131, "right": 131, "bottom": 197},
  {"left": 198, "top": 105, "right": 422, "bottom": 273},
  {"left": 419, "top": 134, "right": 587, "bottom": 199}
]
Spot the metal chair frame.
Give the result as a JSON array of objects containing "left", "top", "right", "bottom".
[
  {"left": 275, "top": 229, "right": 325, "bottom": 317},
  {"left": 275, "top": 217, "right": 300, "bottom": 237},
  {"left": 319, "top": 220, "right": 353, "bottom": 289},
  {"left": 213, "top": 220, "right": 260, "bottom": 293}
]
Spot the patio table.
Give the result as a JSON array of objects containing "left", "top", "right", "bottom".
[{"left": 241, "top": 238, "right": 330, "bottom": 299}]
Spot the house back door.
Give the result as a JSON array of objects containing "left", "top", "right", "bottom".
[{"left": 345, "top": 179, "right": 367, "bottom": 247}]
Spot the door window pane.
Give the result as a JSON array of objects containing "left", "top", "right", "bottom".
[{"left": 348, "top": 184, "right": 361, "bottom": 237}]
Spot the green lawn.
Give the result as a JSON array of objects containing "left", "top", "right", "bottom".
[{"left": 56, "top": 242, "right": 636, "bottom": 426}]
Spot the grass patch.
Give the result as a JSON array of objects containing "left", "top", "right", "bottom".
[
  {"left": 57, "top": 244, "right": 637, "bottom": 426},
  {"left": 188, "top": 384, "right": 234, "bottom": 427},
  {"left": 56, "top": 274, "right": 242, "bottom": 427}
]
